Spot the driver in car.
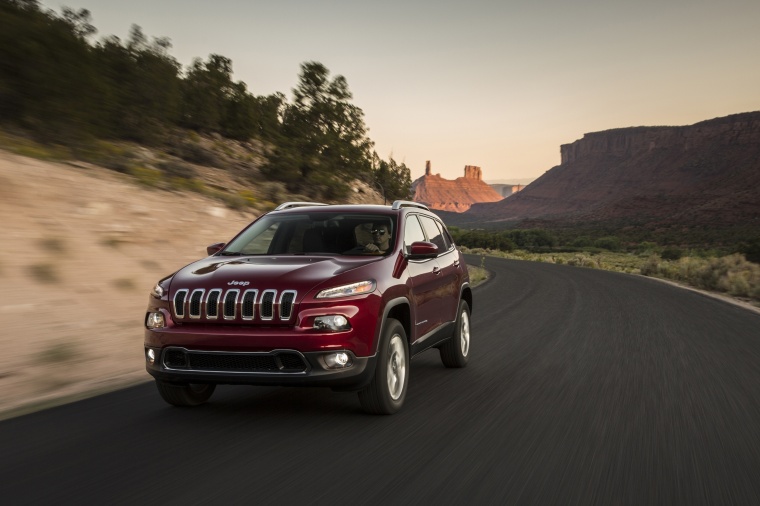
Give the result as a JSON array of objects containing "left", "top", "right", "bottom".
[{"left": 363, "top": 222, "right": 390, "bottom": 253}]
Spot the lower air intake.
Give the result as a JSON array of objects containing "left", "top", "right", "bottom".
[{"left": 162, "top": 348, "right": 308, "bottom": 373}]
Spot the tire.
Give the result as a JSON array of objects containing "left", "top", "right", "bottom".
[
  {"left": 155, "top": 380, "right": 216, "bottom": 407},
  {"left": 358, "top": 319, "right": 409, "bottom": 415},
  {"left": 440, "top": 300, "right": 470, "bottom": 368}
]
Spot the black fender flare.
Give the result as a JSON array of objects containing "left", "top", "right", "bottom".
[{"left": 373, "top": 296, "right": 412, "bottom": 355}]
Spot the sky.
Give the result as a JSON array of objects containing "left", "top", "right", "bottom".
[{"left": 50, "top": 0, "right": 760, "bottom": 182}]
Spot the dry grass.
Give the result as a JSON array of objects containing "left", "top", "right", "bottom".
[
  {"left": 467, "top": 264, "right": 489, "bottom": 287},
  {"left": 641, "top": 253, "right": 760, "bottom": 299}
]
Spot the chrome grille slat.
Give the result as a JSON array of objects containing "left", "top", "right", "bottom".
[
  {"left": 189, "top": 289, "right": 205, "bottom": 319},
  {"left": 224, "top": 289, "right": 240, "bottom": 320},
  {"left": 241, "top": 289, "right": 258, "bottom": 320},
  {"left": 173, "top": 289, "right": 188, "bottom": 318},
  {"left": 279, "top": 290, "right": 296, "bottom": 320},
  {"left": 172, "top": 288, "right": 296, "bottom": 322},
  {"left": 206, "top": 289, "right": 222, "bottom": 319},
  {"left": 260, "top": 290, "right": 277, "bottom": 320}
]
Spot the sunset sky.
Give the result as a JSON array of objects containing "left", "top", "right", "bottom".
[{"left": 52, "top": 0, "right": 760, "bottom": 182}]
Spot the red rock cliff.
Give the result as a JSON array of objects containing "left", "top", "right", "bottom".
[
  {"left": 466, "top": 111, "right": 760, "bottom": 227},
  {"left": 412, "top": 162, "right": 503, "bottom": 212}
]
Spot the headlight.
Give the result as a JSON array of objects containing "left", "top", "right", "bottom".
[
  {"left": 151, "top": 282, "right": 165, "bottom": 299},
  {"left": 314, "top": 315, "right": 351, "bottom": 331},
  {"left": 316, "top": 280, "right": 376, "bottom": 299},
  {"left": 146, "top": 312, "right": 166, "bottom": 329}
]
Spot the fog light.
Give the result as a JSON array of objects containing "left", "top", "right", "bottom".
[
  {"left": 146, "top": 348, "right": 156, "bottom": 364},
  {"left": 314, "top": 315, "right": 351, "bottom": 331},
  {"left": 324, "top": 352, "right": 352, "bottom": 369},
  {"left": 146, "top": 312, "right": 165, "bottom": 329}
]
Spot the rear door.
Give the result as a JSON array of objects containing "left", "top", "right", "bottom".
[{"left": 418, "top": 215, "right": 459, "bottom": 324}]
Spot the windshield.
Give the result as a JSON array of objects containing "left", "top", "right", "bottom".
[{"left": 223, "top": 213, "right": 397, "bottom": 256}]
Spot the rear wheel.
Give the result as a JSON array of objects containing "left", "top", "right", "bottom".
[
  {"left": 440, "top": 300, "right": 470, "bottom": 368},
  {"left": 155, "top": 380, "right": 216, "bottom": 407},
  {"left": 358, "top": 319, "right": 408, "bottom": 415}
]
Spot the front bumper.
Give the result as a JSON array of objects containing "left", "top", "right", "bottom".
[{"left": 145, "top": 346, "right": 377, "bottom": 391}]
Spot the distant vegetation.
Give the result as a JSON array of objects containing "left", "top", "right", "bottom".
[
  {"left": 454, "top": 227, "right": 760, "bottom": 304},
  {"left": 0, "top": 0, "right": 411, "bottom": 201},
  {"left": 448, "top": 226, "right": 760, "bottom": 264}
]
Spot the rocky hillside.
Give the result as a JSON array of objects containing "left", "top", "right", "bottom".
[
  {"left": 465, "top": 112, "right": 760, "bottom": 229},
  {"left": 412, "top": 162, "right": 503, "bottom": 212},
  {"left": 0, "top": 147, "right": 383, "bottom": 417}
]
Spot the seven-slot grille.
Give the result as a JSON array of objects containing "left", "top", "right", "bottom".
[{"left": 173, "top": 288, "right": 297, "bottom": 322}]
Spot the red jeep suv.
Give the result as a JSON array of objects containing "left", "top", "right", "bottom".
[{"left": 144, "top": 201, "right": 472, "bottom": 414}]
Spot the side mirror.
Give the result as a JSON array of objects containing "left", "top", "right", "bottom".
[
  {"left": 207, "top": 242, "right": 226, "bottom": 256},
  {"left": 408, "top": 241, "right": 438, "bottom": 259}
]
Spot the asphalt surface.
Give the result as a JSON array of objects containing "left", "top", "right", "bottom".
[{"left": 2, "top": 256, "right": 760, "bottom": 505}]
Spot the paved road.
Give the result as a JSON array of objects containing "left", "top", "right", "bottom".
[{"left": 3, "top": 256, "right": 760, "bottom": 505}]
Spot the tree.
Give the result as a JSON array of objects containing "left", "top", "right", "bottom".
[
  {"left": 264, "top": 62, "right": 374, "bottom": 198},
  {"left": 372, "top": 153, "right": 412, "bottom": 203},
  {"left": 93, "top": 26, "right": 182, "bottom": 142},
  {"left": 180, "top": 54, "right": 235, "bottom": 132},
  {"left": 0, "top": 0, "right": 99, "bottom": 139}
]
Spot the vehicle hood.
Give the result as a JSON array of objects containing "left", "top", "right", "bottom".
[{"left": 170, "top": 255, "right": 377, "bottom": 299}]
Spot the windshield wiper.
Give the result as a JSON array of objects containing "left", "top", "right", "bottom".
[{"left": 218, "top": 251, "right": 242, "bottom": 256}]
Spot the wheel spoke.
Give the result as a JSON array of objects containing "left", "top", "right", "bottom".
[
  {"left": 460, "top": 312, "right": 470, "bottom": 356},
  {"left": 387, "top": 335, "right": 406, "bottom": 400}
]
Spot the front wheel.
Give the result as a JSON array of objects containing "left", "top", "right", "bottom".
[
  {"left": 155, "top": 380, "right": 216, "bottom": 407},
  {"left": 358, "top": 318, "right": 409, "bottom": 415},
  {"left": 440, "top": 300, "right": 470, "bottom": 368}
]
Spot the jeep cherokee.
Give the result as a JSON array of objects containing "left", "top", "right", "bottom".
[{"left": 144, "top": 200, "right": 472, "bottom": 414}]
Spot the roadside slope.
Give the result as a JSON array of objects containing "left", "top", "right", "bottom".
[{"left": 0, "top": 150, "right": 256, "bottom": 415}]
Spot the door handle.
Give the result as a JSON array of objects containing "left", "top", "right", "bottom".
[
  {"left": 432, "top": 266, "right": 441, "bottom": 275},
  {"left": 453, "top": 260, "right": 460, "bottom": 267}
]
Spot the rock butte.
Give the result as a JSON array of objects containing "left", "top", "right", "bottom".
[{"left": 412, "top": 161, "right": 504, "bottom": 212}]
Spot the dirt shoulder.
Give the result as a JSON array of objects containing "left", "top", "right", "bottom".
[{"left": 0, "top": 150, "right": 259, "bottom": 419}]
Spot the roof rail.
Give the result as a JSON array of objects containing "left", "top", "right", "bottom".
[
  {"left": 274, "top": 202, "right": 329, "bottom": 211},
  {"left": 391, "top": 200, "right": 430, "bottom": 211}
]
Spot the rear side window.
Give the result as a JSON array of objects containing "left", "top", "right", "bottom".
[
  {"left": 403, "top": 215, "right": 426, "bottom": 254},
  {"left": 419, "top": 215, "right": 446, "bottom": 251},
  {"left": 433, "top": 220, "right": 451, "bottom": 250}
]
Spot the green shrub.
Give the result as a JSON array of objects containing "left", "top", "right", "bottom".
[
  {"left": 742, "top": 238, "right": 760, "bottom": 264},
  {"left": 112, "top": 278, "right": 137, "bottom": 291},
  {"left": 37, "top": 342, "right": 80, "bottom": 364},
  {"left": 238, "top": 189, "right": 257, "bottom": 206},
  {"left": 571, "top": 236, "right": 592, "bottom": 248},
  {"left": 129, "top": 166, "right": 163, "bottom": 188},
  {"left": 635, "top": 242, "right": 658, "bottom": 254},
  {"left": 159, "top": 160, "right": 197, "bottom": 179},
  {"left": 220, "top": 193, "right": 247, "bottom": 210},
  {"left": 27, "top": 263, "right": 59, "bottom": 283},
  {"left": 168, "top": 176, "right": 206, "bottom": 193},
  {"left": 661, "top": 247, "right": 683, "bottom": 260},
  {"left": 39, "top": 237, "right": 66, "bottom": 253},
  {"left": 593, "top": 236, "right": 620, "bottom": 251}
]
